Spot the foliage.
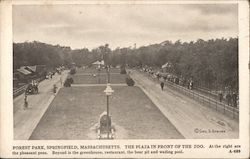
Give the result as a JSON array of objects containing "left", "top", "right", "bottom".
[
  {"left": 70, "top": 68, "right": 76, "bottom": 75},
  {"left": 71, "top": 48, "right": 90, "bottom": 67},
  {"left": 120, "top": 66, "right": 127, "bottom": 74},
  {"left": 64, "top": 78, "right": 74, "bottom": 87},
  {"left": 13, "top": 41, "right": 72, "bottom": 69},
  {"left": 69, "top": 77, "right": 74, "bottom": 84},
  {"left": 13, "top": 38, "right": 238, "bottom": 91},
  {"left": 108, "top": 38, "right": 238, "bottom": 91},
  {"left": 126, "top": 77, "right": 135, "bottom": 86}
]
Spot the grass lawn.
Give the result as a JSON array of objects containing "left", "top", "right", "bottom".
[
  {"left": 76, "top": 68, "right": 121, "bottom": 74},
  {"left": 30, "top": 86, "right": 183, "bottom": 139},
  {"left": 72, "top": 74, "right": 128, "bottom": 84},
  {"left": 71, "top": 67, "right": 128, "bottom": 84}
]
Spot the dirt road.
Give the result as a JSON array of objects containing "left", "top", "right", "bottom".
[
  {"left": 130, "top": 70, "right": 239, "bottom": 139},
  {"left": 14, "top": 71, "right": 68, "bottom": 140}
]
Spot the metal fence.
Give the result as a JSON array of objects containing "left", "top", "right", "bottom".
[
  {"left": 141, "top": 71, "right": 239, "bottom": 120},
  {"left": 194, "top": 86, "right": 237, "bottom": 107},
  {"left": 13, "top": 77, "right": 45, "bottom": 98},
  {"left": 13, "top": 84, "right": 28, "bottom": 98}
]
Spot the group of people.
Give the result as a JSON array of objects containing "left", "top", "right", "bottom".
[
  {"left": 25, "top": 80, "right": 39, "bottom": 95},
  {"left": 22, "top": 66, "right": 67, "bottom": 110},
  {"left": 141, "top": 66, "right": 239, "bottom": 109},
  {"left": 158, "top": 77, "right": 193, "bottom": 91},
  {"left": 218, "top": 91, "right": 238, "bottom": 108},
  {"left": 46, "top": 71, "right": 55, "bottom": 79},
  {"left": 140, "top": 67, "right": 195, "bottom": 91}
]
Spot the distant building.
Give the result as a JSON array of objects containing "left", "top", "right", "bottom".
[
  {"left": 14, "top": 67, "right": 32, "bottom": 87},
  {"left": 92, "top": 60, "right": 105, "bottom": 68},
  {"left": 161, "top": 62, "right": 173, "bottom": 73},
  {"left": 26, "top": 65, "right": 46, "bottom": 74},
  {"left": 14, "top": 65, "right": 47, "bottom": 86},
  {"left": 17, "top": 67, "right": 32, "bottom": 75},
  {"left": 92, "top": 60, "right": 105, "bottom": 65}
]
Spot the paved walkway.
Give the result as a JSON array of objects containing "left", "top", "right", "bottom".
[
  {"left": 130, "top": 70, "right": 239, "bottom": 139},
  {"left": 14, "top": 71, "right": 68, "bottom": 140}
]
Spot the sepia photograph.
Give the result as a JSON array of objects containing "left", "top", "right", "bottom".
[
  {"left": 1, "top": 0, "right": 249, "bottom": 158},
  {"left": 12, "top": 3, "right": 240, "bottom": 141}
]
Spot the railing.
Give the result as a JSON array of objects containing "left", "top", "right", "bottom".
[
  {"left": 13, "top": 84, "right": 28, "bottom": 98},
  {"left": 165, "top": 81, "right": 239, "bottom": 119},
  {"left": 139, "top": 70, "right": 239, "bottom": 120},
  {"left": 195, "top": 86, "right": 217, "bottom": 96},
  {"left": 13, "top": 76, "right": 45, "bottom": 98}
]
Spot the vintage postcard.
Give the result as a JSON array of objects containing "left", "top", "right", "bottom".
[{"left": 0, "top": 0, "right": 249, "bottom": 158}]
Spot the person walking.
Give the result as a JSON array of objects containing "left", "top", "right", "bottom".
[
  {"left": 24, "top": 94, "right": 28, "bottom": 110},
  {"left": 218, "top": 91, "right": 223, "bottom": 102},
  {"left": 60, "top": 76, "right": 63, "bottom": 86},
  {"left": 159, "top": 76, "right": 165, "bottom": 91},
  {"left": 53, "top": 84, "right": 57, "bottom": 95},
  {"left": 226, "top": 93, "right": 232, "bottom": 106},
  {"left": 232, "top": 92, "right": 237, "bottom": 108},
  {"left": 160, "top": 81, "right": 165, "bottom": 91},
  {"left": 189, "top": 80, "right": 194, "bottom": 90}
]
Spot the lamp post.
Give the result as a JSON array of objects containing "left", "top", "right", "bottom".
[
  {"left": 104, "top": 83, "right": 114, "bottom": 138},
  {"left": 98, "top": 64, "right": 101, "bottom": 84},
  {"left": 106, "top": 65, "right": 110, "bottom": 83}
]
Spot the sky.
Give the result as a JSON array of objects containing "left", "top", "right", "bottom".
[{"left": 13, "top": 4, "right": 238, "bottom": 50}]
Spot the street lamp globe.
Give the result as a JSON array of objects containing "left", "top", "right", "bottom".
[{"left": 104, "top": 83, "right": 114, "bottom": 96}]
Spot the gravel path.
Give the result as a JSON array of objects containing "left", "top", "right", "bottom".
[
  {"left": 14, "top": 71, "right": 68, "bottom": 140},
  {"left": 130, "top": 70, "right": 239, "bottom": 139}
]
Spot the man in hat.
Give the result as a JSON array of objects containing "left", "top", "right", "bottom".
[{"left": 24, "top": 94, "right": 28, "bottom": 110}]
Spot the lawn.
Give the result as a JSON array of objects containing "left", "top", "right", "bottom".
[
  {"left": 72, "top": 74, "right": 128, "bottom": 84},
  {"left": 30, "top": 86, "right": 183, "bottom": 139},
  {"left": 76, "top": 68, "right": 121, "bottom": 74},
  {"left": 71, "top": 67, "right": 128, "bottom": 84}
]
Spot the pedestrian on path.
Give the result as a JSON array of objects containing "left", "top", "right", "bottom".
[
  {"left": 60, "top": 76, "right": 63, "bottom": 86},
  {"left": 218, "top": 91, "right": 223, "bottom": 102},
  {"left": 226, "top": 93, "right": 231, "bottom": 106},
  {"left": 24, "top": 94, "right": 28, "bottom": 110},
  {"left": 53, "top": 84, "right": 57, "bottom": 95},
  {"left": 232, "top": 92, "right": 237, "bottom": 108},
  {"left": 160, "top": 81, "right": 165, "bottom": 91}
]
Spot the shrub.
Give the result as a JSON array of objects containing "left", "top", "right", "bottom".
[
  {"left": 126, "top": 77, "right": 135, "bottom": 86},
  {"left": 120, "top": 66, "right": 127, "bottom": 74},
  {"left": 64, "top": 79, "right": 71, "bottom": 87},
  {"left": 70, "top": 68, "right": 76, "bottom": 75},
  {"left": 64, "top": 78, "right": 74, "bottom": 87},
  {"left": 69, "top": 77, "right": 74, "bottom": 84}
]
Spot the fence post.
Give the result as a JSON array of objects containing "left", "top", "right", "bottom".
[
  {"left": 223, "top": 104, "right": 226, "bottom": 114},
  {"left": 209, "top": 90, "right": 211, "bottom": 107},
  {"left": 215, "top": 100, "right": 217, "bottom": 111},
  {"left": 233, "top": 107, "right": 235, "bottom": 119}
]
